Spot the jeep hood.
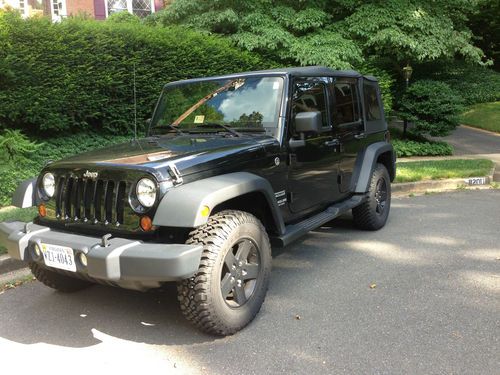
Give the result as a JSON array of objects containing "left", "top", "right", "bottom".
[{"left": 49, "top": 135, "right": 277, "bottom": 180}]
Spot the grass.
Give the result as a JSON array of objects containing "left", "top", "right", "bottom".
[
  {"left": 0, "top": 206, "right": 37, "bottom": 255},
  {"left": 395, "top": 159, "right": 494, "bottom": 183},
  {"left": 460, "top": 101, "right": 500, "bottom": 133}
]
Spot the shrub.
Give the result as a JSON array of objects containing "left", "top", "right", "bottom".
[
  {"left": 0, "top": 11, "right": 267, "bottom": 136},
  {"left": 392, "top": 139, "right": 453, "bottom": 157},
  {"left": 0, "top": 129, "right": 41, "bottom": 161},
  {"left": 397, "top": 80, "right": 464, "bottom": 137}
]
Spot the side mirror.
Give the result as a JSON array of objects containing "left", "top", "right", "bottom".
[{"left": 294, "top": 111, "right": 322, "bottom": 134}]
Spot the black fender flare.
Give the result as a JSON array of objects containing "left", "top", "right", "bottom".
[
  {"left": 12, "top": 178, "right": 38, "bottom": 208},
  {"left": 351, "top": 142, "right": 396, "bottom": 193},
  {"left": 153, "top": 172, "right": 286, "bottom": 235}
]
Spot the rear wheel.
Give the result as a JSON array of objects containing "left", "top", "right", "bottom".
[
  {"left": 177, "top": 210, "right": 272, "bottom": 336},
  {"left": 352, "top": 163, "right": 391, "bottom": 230},
  {"left": 29, "top": 262, "right": 92, "bottom": 292}
]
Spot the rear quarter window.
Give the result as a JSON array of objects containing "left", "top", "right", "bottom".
[{"left": 363, "top": 83, "right": 382, "bottom": 121}]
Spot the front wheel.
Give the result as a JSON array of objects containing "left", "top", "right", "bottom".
[
  {"left": 177, "top": 210, "right": 272, "bottom": 336},
  {"left": 352, "top": 163, "right": 391, "bottom": 230}
]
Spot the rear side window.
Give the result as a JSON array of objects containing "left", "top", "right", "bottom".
[
  {"left": 333, "top": 80, "right": 360, "bottom": 125},
  {"left": 363, "top": 83, "right": 382, "bottom": 121}
]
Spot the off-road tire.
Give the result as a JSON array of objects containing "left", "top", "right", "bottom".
[
  {"left": 352, "top": 163, "right": 391, "bottom": 230},
  {"left": 177, "top": 210, "right": 272, "bottom": 336},
  {"left": 29, "top": 262, "right": 92, "bottom": 292}
]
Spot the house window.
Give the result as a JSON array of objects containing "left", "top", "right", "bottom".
[{"left": 106, "top": 0, "right": 154, "bottom": 18}]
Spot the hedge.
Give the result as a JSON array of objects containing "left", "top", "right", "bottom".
[{"left": 0, "top": 11, "right": 268, "bottom": 136}]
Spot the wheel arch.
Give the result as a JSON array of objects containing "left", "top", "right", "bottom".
[
  {"left": 351, "top": 141, "right": 396, "bottom": 193},
  {"left": 152, "top": 172, "right": 286, "bottom": 235}
]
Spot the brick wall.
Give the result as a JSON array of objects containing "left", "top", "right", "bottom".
[{"left": 66, "top": 0, "right": 94, "bottom": 17}]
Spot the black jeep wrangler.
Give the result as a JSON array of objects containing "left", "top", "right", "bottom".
[{"left": 0, "top": 67, "right": 395, "bottom": 335}]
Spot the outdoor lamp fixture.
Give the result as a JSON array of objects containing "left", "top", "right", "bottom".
[
  {"left": 402, "top": 64, "right": 413, "bottom": 136},
  {"left": 403, "top": 64, "right": 413, "bottom": 85}
]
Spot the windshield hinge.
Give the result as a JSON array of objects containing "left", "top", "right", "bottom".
[{"left": 167, "top": 163, "right": 183, "bottom": 185}]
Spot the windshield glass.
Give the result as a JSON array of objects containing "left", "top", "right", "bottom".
[{"left": 150, "top": 76, "right": 284, "bottom": 138}]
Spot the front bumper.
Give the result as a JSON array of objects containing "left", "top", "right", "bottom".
[{"left": 0, "top": 221, "right": 203, "bottom": 286}]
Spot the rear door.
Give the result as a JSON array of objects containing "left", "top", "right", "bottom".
[
  {"left": 332, "top": 77, "right": 363, "bottom": 194},
  {"left": 287, "top": 77, "right": 339, "bottom": 213}
]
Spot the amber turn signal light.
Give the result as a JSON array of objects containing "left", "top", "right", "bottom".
[
  {"left": 38, "top": 204, "right": 47, "bottom": 217},
  {"left": 140, "top": 215, "right": 153, "bottom": 231}
]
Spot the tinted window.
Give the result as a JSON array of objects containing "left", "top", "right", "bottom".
[
  {"left": 292, "top": 80, "right": 329, "bottom": 128},
  {"left": 333, "top": 80, "right": 360, "bottom": 125},
  {"left": 364, "top": 83, "right": 382, "bottom": 121}
]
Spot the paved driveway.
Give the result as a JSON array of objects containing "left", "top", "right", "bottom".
[
  {"left": 437, "top": 125, "right": 500, "bottom": 156},
  {"left": 0, "top": 190, "right": 499, "bottom": 374}
]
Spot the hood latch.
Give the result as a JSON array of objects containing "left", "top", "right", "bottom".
[{"left": 167, "top": 163, "right": 183, "bottom": 186}]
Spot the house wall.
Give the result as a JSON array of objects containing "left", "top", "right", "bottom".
[{"left": 66, "top": 0, "right": 94, "bottom": 17}]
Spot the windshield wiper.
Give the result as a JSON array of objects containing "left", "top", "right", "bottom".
[
  {"left": 191, "top": 123, "right": 241, "bottom": 137},
  {"left": 152, "top": 124, "right": 185, "bottom": 136}
]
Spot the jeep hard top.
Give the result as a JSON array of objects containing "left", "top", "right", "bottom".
[{"left": 0, "top": 66, "right": 395, "bottom": 335}]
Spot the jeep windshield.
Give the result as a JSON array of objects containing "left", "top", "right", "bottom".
[{"left": 150, "top": 76, "right": 284, "bottom": 138}]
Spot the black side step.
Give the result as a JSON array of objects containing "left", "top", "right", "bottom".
[{"left": 270, "top": 195, "right": 366, "bottom": 248}]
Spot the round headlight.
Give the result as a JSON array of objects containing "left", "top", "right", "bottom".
[
  {"left": 42, "top": 173, "right": 55, "bottom": 198},
  {"left": 136, "top": 178, "right": 157, "bottom": 208}
]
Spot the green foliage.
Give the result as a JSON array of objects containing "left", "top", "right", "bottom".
[
  {"left": 390, "top": 125, "right": 453, "bottom": 157},
  {"left": 146, "top": 1, "right": 364, "bottom": 69},
  {"left": 344, "top": 0, "right": 487, "bottom": 65},
  {"left": 0, "top": 129, "right": 41, "bottom": 161},
  {"left": 398, "top": 80, "right": 464, "bottom": 137},
  {"left": 414, "top": 60, "right": 500, "bottom": 105},
  {"left": 0, "top": 133, "right": 129, "bottom": 206},
  {"left": 468, "top": 0, "right": 499, "bottom": 70},
  {"left": 147, "top": 0, "right": 487, "bottom": 69},
  {"left": 106, "top": 10, "right": 141, "bottom": 24},
  {"left": 0, "top": 11, "right": 267, "bottom": 136},
  {"left": 392, "top": 139, "right": 453, "bottom": 157}
]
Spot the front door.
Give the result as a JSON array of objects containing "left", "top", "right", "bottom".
[{"left": 287, "top": 78, "right": 340, "bottom": 213}]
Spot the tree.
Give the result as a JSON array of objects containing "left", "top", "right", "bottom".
[
  {"left": 468, "top": 0, "right": 499, "bottom": 70},
  {"left": 148, "top": 0, "right": 488, "bottom": 71}
]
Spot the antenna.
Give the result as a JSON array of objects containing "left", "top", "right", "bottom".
[{"left": 133, "top": 62, "right": 138, "bottom": 143}]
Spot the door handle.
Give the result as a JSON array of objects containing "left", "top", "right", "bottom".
[
  {"left": 354, "top": 133, "right": 367, "bottom": 139},
  {"left": 324, "top": 139, "right": 340, "bottom": 147}
]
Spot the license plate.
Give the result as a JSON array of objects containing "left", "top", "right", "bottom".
[{"left": 41, "top": 243, "right": 76, "bottom": 272}]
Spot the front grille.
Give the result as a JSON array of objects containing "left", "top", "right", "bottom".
[{"left": 55, "top": 176, "right": 127, "bottom": 225}]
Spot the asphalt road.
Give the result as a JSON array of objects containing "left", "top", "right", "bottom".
[{"left": 0, "top": 190, "right": 499, "bottom": 374}]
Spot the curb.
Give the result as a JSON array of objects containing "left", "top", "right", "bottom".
[
  {"left": 393, "top": 166, "right": 496, "bottom": 196},
  {"left": 0, "top": 254, "right": 26, "bottom": 275}
]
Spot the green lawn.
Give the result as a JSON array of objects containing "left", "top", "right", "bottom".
[
  {"left": 460, "top": 101, "right": 500, "bottom": 133},
  {"left": 395, "top": 159, "right": 494, "bottom": 183},
  {"left": 0, "top": 207, "right": 37, "bottom": 255}
]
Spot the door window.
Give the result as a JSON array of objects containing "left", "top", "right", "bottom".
[
  {"left": 292, "top": 80, "right": 329, "bottom": 129},
  {"left": 333, "top": 80, "right": 360, "bottom": 125}
]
